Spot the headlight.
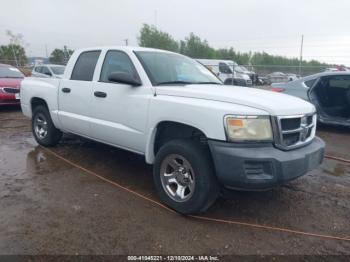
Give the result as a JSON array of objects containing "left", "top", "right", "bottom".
[{"left": 224, "top": 116, "right": 273, "bottom": 142}]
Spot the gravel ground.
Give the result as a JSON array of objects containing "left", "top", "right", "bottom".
[{"left": 0, "top": 106, "right": 349, "bottom": 256}]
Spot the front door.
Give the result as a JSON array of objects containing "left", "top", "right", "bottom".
[{"left": 90, "top": 50, "right": 152, "bottom": 153}]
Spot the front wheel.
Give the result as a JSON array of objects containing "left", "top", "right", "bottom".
[{"left": 153, "top": 139, "right": 219, "bottom": 214}]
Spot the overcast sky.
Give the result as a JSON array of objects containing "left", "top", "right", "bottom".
[{"left": 1, "top": 0, "right": 350, "bottom": 65}]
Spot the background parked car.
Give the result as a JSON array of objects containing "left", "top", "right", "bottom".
[
  {"left": 32, "top": 64, "right": 65, "bottom": 78},
  {"left": 0, "top": 64, "right": 24, "bottom": 106},
  {"left": 270, "top": 71, "right": 350, "bottom": 127},
  {"left": 196, "top": 59, "right": 253, "bottom": 86},
  {"left": 266, "top": 72, "right": 289, "bottom": 84},
  {"left": 235, "top": 65, "right": 258, "bottom": 85},
  {"left": 286, "top": 73, "right": 300, "bottom": 82}
]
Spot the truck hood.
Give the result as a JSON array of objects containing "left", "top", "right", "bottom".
[{"left": 156, "top": 85, "right": 315, "bottom": 116}]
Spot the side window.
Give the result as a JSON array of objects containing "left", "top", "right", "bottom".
[
  {"left": 219, "top": 62, "right": 232, "bottom": 74},
  {"left": 304, "top": 79, "right": 316, "bottom": 88},
  {"left": 35, "top": 66, "right": 42, "bottom": 73},
  {"left": 41, "top": 66, "right": 52, "bottom": 76},
  {"left": 100, "top": 50, "right": 139, "bottom": 82},
  {"left": 71, "top": 51, "right": 101, "bottom": 81},
  {"left": 328, "top": 76, "right": 350, "bottom": 89}
]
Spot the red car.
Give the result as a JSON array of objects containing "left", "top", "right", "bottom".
[{"left": 0, "top": 64, "right": 24, "bottom": 106}]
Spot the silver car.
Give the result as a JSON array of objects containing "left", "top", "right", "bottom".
[
  {"left": 271, "top": 72, "right": 350, "bottom": 127},
  {"left": 32, "top": 64, "right": 65, "bottom": 79}
]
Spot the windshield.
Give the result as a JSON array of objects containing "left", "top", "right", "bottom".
[
  {"left": 0, "top": 66, "right": 24, "bottom": 78},
  {"left": 235, "top": 66, "right": 247, "bottom": 73},
  {"left": 50, "top": 66, "right": 65, "bottom": 75},
  {"left": 135, "top": 51, "right": 222, "bottom": 85}
]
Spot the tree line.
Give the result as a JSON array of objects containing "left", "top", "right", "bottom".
[
  {"left": 0, "top": 26, "right": 335, "bottom": 76},
  {"left": 0, "top": 30, "right": 74, "bottom": 66},
  {"left": 138, "top": 24, "right": 332, "bottom": 75}
]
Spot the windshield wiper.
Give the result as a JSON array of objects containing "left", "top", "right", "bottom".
[{"left": 155, "top": 81, "right": 194, "bottom": 86}]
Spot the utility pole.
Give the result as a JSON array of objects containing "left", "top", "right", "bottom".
[
  {"left": 299, "top": 34, "right": 304, "bottom": 76},
  {"left": 45, "top": 44, "right": 48, "bottom": 58},
  {"left": 63, "top": 45, "right": 69, "bottom": 64},
  {"left": 124, "top": 39, "right": 128, "bottom": 46}
]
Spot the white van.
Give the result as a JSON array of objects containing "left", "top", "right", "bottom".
[{"left": 196, "top": 59, "right": 252, "bottom": 86}]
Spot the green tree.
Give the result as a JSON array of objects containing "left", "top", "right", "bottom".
[
  {"left": 136, "top": 25, "right": 332, "bottom": 76},
  {"left": 0, "top": 44, "right": 27, "bottom": 66},
  {"left": 180, "top": 33, "right": 216, "bottom": 58},
  {"left": 0, "top": 30, "right": 27, "bottom": 66},
  {"left": 138, "top": 24, "right": 179, "bottom": 52},
  {"left": 49, "top": 46, "right": 74, "bottom": 65}
]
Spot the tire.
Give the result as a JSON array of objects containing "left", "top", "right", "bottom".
[
  {"left": 32, "top": 105, "right": 62, "bottom": 147},
  {"left": 153, "top": 139, "right": 219, "bottom": 214}
]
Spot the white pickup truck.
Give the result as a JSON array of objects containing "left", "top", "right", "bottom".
[{"left": 21, "top": 46, "right": 325, "bottom": 214}]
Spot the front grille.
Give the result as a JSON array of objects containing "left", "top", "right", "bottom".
[
  {"left": 283, "top": 133, "right": 300, "bottom": 146},
  {"left": 272, "top": 113, "right": 316, "bottom": 150},
  {"left": 280, "top": 117, "right": 300, "bottom": 130},
  {"left": 3, "top": 87, "right": 19, "bottom": 94}
]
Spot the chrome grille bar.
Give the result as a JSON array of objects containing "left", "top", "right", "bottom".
[{"left": 272, "top": 113, "right": 317, "bottom": 150}]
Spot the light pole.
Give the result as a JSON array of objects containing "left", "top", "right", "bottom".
[{"left": 299, "top": 35, "right": 304, "bottom": 76}]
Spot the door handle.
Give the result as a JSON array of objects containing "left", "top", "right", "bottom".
[
  {"left": 94, "top": 91, "right": 107, "bottom": 98},
  {"left": 62, "top": 87, "right": 71, "bottom": 93}
]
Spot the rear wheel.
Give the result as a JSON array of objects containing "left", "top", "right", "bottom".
[
  {"left": 32, "top": 105, "right": 62, "bottom": 147},
  {"left": 153, "top": 139, "right": 219, "bottom": 214}
]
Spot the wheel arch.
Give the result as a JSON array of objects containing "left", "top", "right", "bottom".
[
  {"left": 31, "top": 97, "right": 49, "bottom": 113},
  {"left": 145, "top": 120, "right": 209, "bottom": 164}
]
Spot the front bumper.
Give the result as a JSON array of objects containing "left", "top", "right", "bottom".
[
  {"left": 0, "top": 93, "right": 20, "bottom": 105},
  {"left": 208, "top": 137, "right": 325, "bottom": 190},
  {"left": 224, "top": 78, "right": 252, "bottom": 87}
]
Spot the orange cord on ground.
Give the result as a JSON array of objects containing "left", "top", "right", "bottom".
[
  {"left": 325, "top": 154, "right": 350, "bottom": 164},
  {"left": 42, "top": 147, "right": 350, "bottom": 242}
]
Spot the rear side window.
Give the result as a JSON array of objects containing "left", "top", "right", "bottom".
[
  {"left": 71, "top": 51, "right": 101, "bottom": 81},
  {"left": 35, "top": 66, "right": 42, "bottom": 73},
  {"left": 328, "top": 76, "right": 350, "bottom": 89},
  {"left": 100, "top": 50, "right": 139, "bottom": 82},
  {"left": 41, "top": 66, "right": 51, "bottom": 75},
  {"left": 304, "top": 79, "right": 316, "bottom": 88}
]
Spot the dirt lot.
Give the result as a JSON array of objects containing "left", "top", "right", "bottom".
[{"left": 0, "top": 106, "right": 349, "bottom": 256}]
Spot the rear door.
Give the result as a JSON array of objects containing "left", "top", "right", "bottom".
[
  {"left": 58, "top": 50, "right": 101, "bottom": 136},
  {"left": 89, "top": 49, "right": 152, "bottom": 153}
]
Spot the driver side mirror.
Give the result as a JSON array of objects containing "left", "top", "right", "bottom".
[{"left": 108, "top": 71, "right": 142, "bottom": 86}]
